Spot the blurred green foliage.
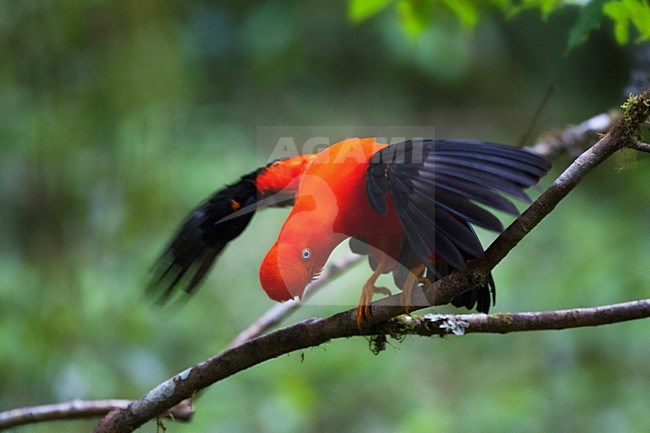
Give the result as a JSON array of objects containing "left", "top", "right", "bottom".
[
  {"left": 0, "top": 1, "right": 649, "bottom": 432},
  {"left": 350, "top": 0, "right": 650, "bottom": 49}
]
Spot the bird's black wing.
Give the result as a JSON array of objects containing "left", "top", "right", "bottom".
[
  {"left": 148, "top": 160, "right": 299, "bottom": 304},
  {"left": 366, "top": 139, "right": 550, "bottom": 312}
]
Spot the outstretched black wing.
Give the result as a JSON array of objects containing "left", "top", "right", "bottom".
[
  {"left": 365, "top": 139, "right": 550, "bottom": 312},
  {"left": 148, "top": 160, "right": 301, "bottom": 303}
]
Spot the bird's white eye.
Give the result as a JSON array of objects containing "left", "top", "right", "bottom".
[{"left": 301, "top": 248, "right": 311, "bottom": 261}]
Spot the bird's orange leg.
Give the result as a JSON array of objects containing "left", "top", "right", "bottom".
[
  {"left": 355, "top": 263, "right": 391, "bottom": 327},
  {"left": 401, "top": 263, "right": 430, "bottom": 314}
]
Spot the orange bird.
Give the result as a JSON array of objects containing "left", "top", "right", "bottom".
[{"left": 149, "top": 138, "right": 549, "bottom": 324}]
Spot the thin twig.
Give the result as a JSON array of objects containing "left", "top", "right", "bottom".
[
  {"left": 630, "top": 141, "right": 650, "bottom": 153},
  {"left": 92, "top": 91, "right": 650, "bottom": 433},
  {"left": 225, "top": 253, "right": 363, "bottom": 349},
  {"left": 517, "top": 82, "right": 556, "bottom": 147},
  {"left": 0, "top": 399, "right": 193, "bottom": 430},
  {"left": 530, "top": 109, "right": 621, "bottom": 159}
]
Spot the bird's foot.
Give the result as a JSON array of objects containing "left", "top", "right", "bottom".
[
  {"left": 401, "top": 264, "right": 427, "bottom": 314},
  {"left": 355, "top": 268, "right": 391, "bottom": 327}
]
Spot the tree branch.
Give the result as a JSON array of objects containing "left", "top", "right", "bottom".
[
  {"left": 0, "top": 399, "right": 193, "bottom": 430},
  {"left": 376, "top": 299, "right": 650, "bottom": 337},
  {"left": 92, "top": 91, "right": 650, "bottom": 433},
  {"left": 94, "top": 298, "right": 650, "bottom": 433}
]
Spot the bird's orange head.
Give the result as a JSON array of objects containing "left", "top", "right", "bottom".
[
  {"left": 259, "top": 188, "right": 345, "bottom": 302},
  {"left": 259, "top": 238, "right": 327, "bottom": 301}
]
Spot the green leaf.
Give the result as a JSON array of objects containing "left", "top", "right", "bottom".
[
  {"left": 348, "top": 0, "right": 394, "bottom": 23},
  {"left": 567, "top": 0, "right": 608, "bottom": 51},
  {"left": 523, "top": 0, "right": 564, "bottom": 19},
  {"left": 539, "top": 0, "right": 564, "bottom": 18},
  {"left": 623, "top": 0, "right": 650, "bottom": 41},
  {"left": 396, "top": 0, "right": 432, "bottom": 38},
  {"left": 603, "top": 0, "right": 650, "bottom": 44},
  {"left": 441, "top": 0, "right": 479, "bottom": 28},
  {"left": 603, "top": 1, "right": 630, "bottom": 43}
]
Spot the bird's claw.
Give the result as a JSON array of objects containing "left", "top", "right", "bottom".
[
  {"left": 355, "top": 267, "right": 390, "bottom": 328},
  {"left": 401, "top": 263, "right": 428, "bottom": 315}
]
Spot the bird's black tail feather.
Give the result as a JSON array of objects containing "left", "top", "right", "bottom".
[{"left": 147, "top": 169, "right": 262, "bottom": 303}]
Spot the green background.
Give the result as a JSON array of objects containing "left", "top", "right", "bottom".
[{"left": 1, "top": 1, "right": 649, "bottom": 432}]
